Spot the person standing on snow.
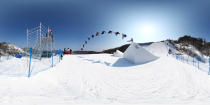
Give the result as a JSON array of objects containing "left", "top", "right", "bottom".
[
  {"left": 63, "top": 48, "right": 66, "bottom": 54},
  {"left": 167, "top": 48, "right": 172, "bottom": 56},
  {"left": 59, "top": 49, "right": 63, "bottom": 60},
  {"left": 61, "top": 53, "right": 63, "bottom": 60},
  {"left": 67, "top": 48, "right": 70, "bottom": 54},
  {"left": 168, "top": 49, "right": 172, "bottom": 54},
  {"left": 70, "top": 49, "right": 72, "bottom": 55}
]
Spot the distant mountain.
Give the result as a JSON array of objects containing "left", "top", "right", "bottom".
[
  {"left": 201, "top": 42, "right": 210, "bottom": 56},
  {"left": 168, "top": 35, "right": 210, "bottom": 57},
  {"left": 75, "top": 35, "right": 210, "bottom": 59},
  {"left": 0, "top": 42, "right": 24, "bottom": 56},
  {"left": 102, "top": 35, "right": 210, "bottom": 58},
  {"left": 102, "top": 42, "right": 153, "bottom": 54},
  {"left": 2, "top": 35, "right": 207, "bottom": 57},
  {"left": 72, "top": 42, "right": 153, "bottom": 54},
  {"left": 73, "top": 51, "right": 101, "bottom": 54}
]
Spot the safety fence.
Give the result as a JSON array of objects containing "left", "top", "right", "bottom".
[
  {"left": 171, "top": 54, "right": 210, "bottom": 75},
  {"left": 27, "top": 49, "right": 62, "bottom": 77}
]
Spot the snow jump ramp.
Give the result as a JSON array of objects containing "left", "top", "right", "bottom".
[{"left": 123, "top": 42, "right": 158, "bottom": 64}]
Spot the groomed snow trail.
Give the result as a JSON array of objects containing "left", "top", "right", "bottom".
[
  {"left": 0, "top": 42, "right": 210, "bottom": 105},
  {"left": 51, "top": 54, "right": 210, "bottom": 105}
]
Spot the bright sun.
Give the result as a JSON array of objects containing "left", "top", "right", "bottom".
[{"left": 142, "top": 26, "right": 154, "bottom": 35}]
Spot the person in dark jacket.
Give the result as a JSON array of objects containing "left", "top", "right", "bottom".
[
  {"left": 70, "top": 49, "right": 72, "bottom": 55},
  {"left": 61, "top": 54, "right": 63, "bottom": 60},
  {"left": 63, "top": 48, "right": 66, "bottom": 54},
  {"left": 168, "top": 49, "right": 172, "bottom": 54},
  {"left": 59, "top": 49, "right": 63, "bottom": 60}
]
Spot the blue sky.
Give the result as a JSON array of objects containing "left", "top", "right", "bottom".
[{"left": 0, "top": 0, "right": 210, "bottom": 51}]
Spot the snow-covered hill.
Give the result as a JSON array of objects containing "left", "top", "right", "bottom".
[
  {"left": 0, "top": 42, "right": 24, "bottom": 55},
  {"left": 0, "top": 42, "right": 210, "bottom": 105}
]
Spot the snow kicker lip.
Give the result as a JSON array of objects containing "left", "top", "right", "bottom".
[{"left": 123, "top": 43, "right": 158, "bottom": 64}]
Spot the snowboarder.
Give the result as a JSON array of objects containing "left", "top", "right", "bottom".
[
  {"left": 115, "top": 32, "right": 120, "bottom": 36},
  {"left": 96, "top": 32, "right": 99, "bottom": 36},
  {"left": 108, "top": 30, "right": 112, "bottom": 34},
  {"left": 91, "top": 34, "right": 94, "bottom": 38},
  {"left": 127, "top": 38, "right": 133, "bottom": 43},
  {"left": 101, "top": 30, "right": 106, "bottom": 34},
  {"left": 122, "top": 34, "right": 127, "bottom": 39}
]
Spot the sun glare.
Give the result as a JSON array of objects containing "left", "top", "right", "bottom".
[{"left": 142, "top": 26, "right": 154, "bottom": 35}]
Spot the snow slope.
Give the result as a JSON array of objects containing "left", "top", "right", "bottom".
[
  {"left": 0, "top": 42, "right": 24, "bottom": 55},
  {"left": 0, "top": 42, "right": 210, "bottom": 105},
  {"left": 0, "top": 54, "right": 209, "bottom": 105},
  {"left": 144, "top": 42, "right": 169, "bottom": 57},
  {"left": 7, "top": 43, "right": 24, "bottom": 53}
]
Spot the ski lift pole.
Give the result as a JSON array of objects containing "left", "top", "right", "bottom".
[{"left": 28, "top": 48, "right": 32, "bottom": 77}]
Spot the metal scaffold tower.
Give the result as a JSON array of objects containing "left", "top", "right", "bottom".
[
  {"left": 26, "top": 23, "right": 54, "bottom": 77},
  {"left": 27, "top": 22, "right": 54, "bottom": 60}
]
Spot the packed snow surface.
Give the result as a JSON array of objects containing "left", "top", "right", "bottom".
[
  {"left": 0, "top": 42, "right": 210, "bottom": 105},
  {"left": 0, "top": 56, "right": 60, "bottom": 76}
]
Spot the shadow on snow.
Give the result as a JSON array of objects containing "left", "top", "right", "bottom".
[
  {"left": 112, "top": 58, "right": 158, "bottom": 67},
  {"left": 78, "top": 55, "right": 158, "bottom": 67}
]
